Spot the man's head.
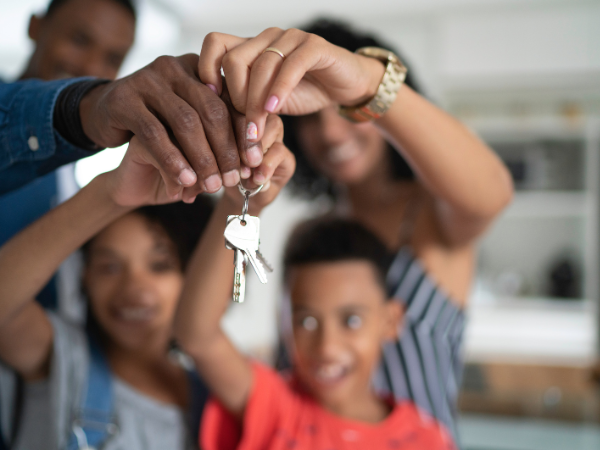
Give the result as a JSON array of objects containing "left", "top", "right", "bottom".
[
  {"left": 23, "top": 0, "right": 136, "bottom": 80},
  {"left": 283, "top": 217, "right": 402, "bottom": 413}
]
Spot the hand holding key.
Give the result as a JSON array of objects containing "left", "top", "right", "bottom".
[{"left": 221, "top": 115, "right": 295, "bottom": 302}]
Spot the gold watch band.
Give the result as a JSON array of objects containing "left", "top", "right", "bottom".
[{"left": 338, "top": 47, "right": 407, "bottom": 123}]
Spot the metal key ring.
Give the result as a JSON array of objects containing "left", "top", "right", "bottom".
[
  {"left": 238, "top": 182, "right": 264, "bottom": 198},
  {"left": 239, "top": 182, "right": 263, "bottom": 222}
]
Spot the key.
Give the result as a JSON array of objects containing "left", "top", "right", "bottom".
[
  {"left": 224, "top": 215, "right": 268, "bottom": 284},
  {"left": 256, "top": 250, "right": 273, "bottom": 273},
  {"left": 232, "top": 248, "right": 247, "bottom": 303},
  {"left": 225, "top": 215, "right": 249, "bottom": 303}
]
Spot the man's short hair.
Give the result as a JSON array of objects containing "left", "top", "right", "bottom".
[
  {"left": 283, "top": 217, "right": 393, "bottom": 291},
  {"left": 46, "top": 0, "right": 137, "bottom": 20}
]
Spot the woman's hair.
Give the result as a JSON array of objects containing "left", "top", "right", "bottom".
[
  {"left": 282, "top": 18, "right": 419, "bottom": 199},
  {"left": 283, "top": 216, "right": 393, "bottom": 292}
]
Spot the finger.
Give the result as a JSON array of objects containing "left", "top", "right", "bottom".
[
  {"left": 147, "top": 90, "right": 223, "bottom": 194},
  {"left": 265, "top": 41, "right": 330, "bottom": 114},
  {"left": 126, "top": 110, "right": 196, "bottom": 198},
  {"left": 175, "top": 81, "right": 243, "bottom": 188},
  {"left": 198, "top": 32, "right": 248, "bottom": 95},
  {"left": 245, "top": 30, "right": 306, "bottom": 141},
  {"left": 219, "top": 28, "right": 286, "bottom": 118},
  {"left": 260, "top": 114, "right": 284, "bottom": 153},
  {"left": 220, "top": 80, "right": 264, "bottom": 168},
  {"left": 252, "top": 141, "right": 294, "bottom": 186},
  {"left": 241, "top": 165, "right": 252, "bottom": 179}
]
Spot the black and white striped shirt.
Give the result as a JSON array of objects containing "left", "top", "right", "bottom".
[{"left": 373, "top": 246, "right": 465, "bottom": 441}]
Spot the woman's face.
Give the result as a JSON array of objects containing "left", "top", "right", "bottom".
[
  {"left": 295, "top": 106, "right": 388, "bottom": 186},
  {"left": 83, "top": 213, "right": 183, "bottom": 351}
]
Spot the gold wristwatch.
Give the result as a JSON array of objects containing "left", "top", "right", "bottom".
[{"left": 338, "top": 47, "right": 407, "bottom": 123}]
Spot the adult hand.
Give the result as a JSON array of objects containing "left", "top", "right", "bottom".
[
  {"left": 79, "top": 54, "right": 266, "bottom": 202},
  {"left": 107, "top": 101, "right": 292, "bottom": 209},
  {"left": 198, "top": 28, "right": 385, "bottom": 142}
]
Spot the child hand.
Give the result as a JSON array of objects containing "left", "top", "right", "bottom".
[
  {"left": 106, "top": 136, "right": 192, "bottom": 207},
  {"left": 198, "top": 28, "right": 385, "bottom": 142},
  {"left": 223, "top": 114, "right": 295, "bottom": 214}
]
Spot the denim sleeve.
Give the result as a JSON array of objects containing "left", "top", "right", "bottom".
[{"left": 0, "top": 78, "right": 99, "bottom": 195}]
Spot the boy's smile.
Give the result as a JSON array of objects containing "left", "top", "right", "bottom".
[{"left": 289, "top": 260, "right": 402, "bottom": 421}]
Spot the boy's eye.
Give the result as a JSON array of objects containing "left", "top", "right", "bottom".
[
  {"left": 345, "top": 314, "right": 363, "bottom": 330},
  {"left": 301, "top": 316, "right": 318, "bottom": 331}
]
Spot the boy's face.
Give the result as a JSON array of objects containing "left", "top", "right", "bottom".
[{"left": 289, "top": 260, "right": 402, "bottom": 412}]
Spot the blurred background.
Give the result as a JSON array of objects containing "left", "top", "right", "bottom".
[{"left": 2, "top": 0, "right": 600, "bottom": 448}]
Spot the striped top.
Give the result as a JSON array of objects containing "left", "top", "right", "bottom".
[{"left": 373, "top": 246, "right": 466, "bottom": 442}]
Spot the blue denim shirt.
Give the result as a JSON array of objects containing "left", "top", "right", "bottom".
[{"left": 0, "top": 77, "right": 98, "bottom": 195}]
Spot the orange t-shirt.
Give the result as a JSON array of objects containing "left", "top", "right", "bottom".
[{"left": 200, "top": 363, "right": 456, "bottom": 450}]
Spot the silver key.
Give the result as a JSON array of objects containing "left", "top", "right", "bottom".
[
  {"left": 232, "top": 248, "right": 247, "bottom": 303},
  {"left": 224, "top": 215, "right": 268, "bottom": 284},
  {"left": 256, "top": 249, "right": 273, "bottom": 273},
  {"left": 225, "top": 216, "right": 248, "bottom": 302}
]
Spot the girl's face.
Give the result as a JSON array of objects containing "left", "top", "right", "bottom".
[
  {"left": 295, "top": 106, "right": 388, "bottom": 186},
  {"left": 83, "top": 213, "right": 183, "bottom": 351}
]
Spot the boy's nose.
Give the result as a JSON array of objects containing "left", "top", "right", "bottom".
[{"left": 315, "top": 323, "right": 345, "bottom": 360}]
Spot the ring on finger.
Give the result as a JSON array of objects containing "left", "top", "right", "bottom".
[{"left": 262, "top": 47, "right": 286, "bottom": 60}]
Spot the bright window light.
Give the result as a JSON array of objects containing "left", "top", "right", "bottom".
[{"left": 74, "top": 145, "right": 127, "bottom": 188}]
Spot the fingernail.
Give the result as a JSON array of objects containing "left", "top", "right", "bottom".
[
  {"left": 241, "top": 166, "right": 252, "bottom": 179},
  {"left": 207, "top": 84, "right": 218, "bottom": 95},
  {"left": 204, "top": 174, "right": 222, "bottom": 192},
  {"left": 178, "top": 168, "right": 197, "bottom": 186},
  {"left": 223, "top": 169, "right": 240, "bottom": 187},
  {"left": 254, "top": 171, "right": 266, "bottom": 184},
  {"left": 246, "top": 146, "right": 262, "bottom": 166},
  {"left": 264, "top": 95, "right": 279, "bottom": 113},
  {"left": 246, "top": 122, "right": 258, "bottom": 140}
]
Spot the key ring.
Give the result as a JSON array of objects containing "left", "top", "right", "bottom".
[{"left": 238, "top": 182, "right": 263, "bottom": 223}]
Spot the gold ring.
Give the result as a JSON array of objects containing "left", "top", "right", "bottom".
[{"left": 263, "top": 47, "right": 286, "bottom": 60}]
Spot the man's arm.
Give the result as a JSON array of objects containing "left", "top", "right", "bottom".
[
  {"left": 0, "top": 54, "right": 266, "bottom": 198},
  {"left": 0, "top": 77, "right": 96, "bottom": 194}
]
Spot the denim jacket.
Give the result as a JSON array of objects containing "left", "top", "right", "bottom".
[{"left": 0, "top": 77, "right": 98, "bottom": 195}]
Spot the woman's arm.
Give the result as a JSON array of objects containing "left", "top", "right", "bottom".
[
  {"left": 198, "top": 28, "right": 513, "bottom": 246},
  {"left": 0, "top": 174, "right": 131, "bottom": 379},
  {"left": 376, "top": 85, "right": 513, "bottom": 245},
  {"left": 174, "top": 117, "right": 295, "bottom": 418}
]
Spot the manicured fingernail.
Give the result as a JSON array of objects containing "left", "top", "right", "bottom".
[
  {"left": 207, "top": 84, "right": 218, "bottom": 95},
  {"left": 264, "top": 95, "right": 279, "bottom": 113},
  {"left": 178, "top": 168, "right": 196, "bottom": 186},
  {"left": 254, "top": 171, "right": 266, "bottom": 184},
  {"left": 223, "top": 169, "right": 240, "bottom": 187},
  {"left": 246, "top": 146, "right": 262, "bottom": 166},
  {"left": 204, "top": 174, "right": 222, "bottom": 192},
  {"left": 246, "top": 122, "right": 258, "bottom": 140},
  {"left": 241, "top": 166, "right": 251, "bottom": 179}
]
